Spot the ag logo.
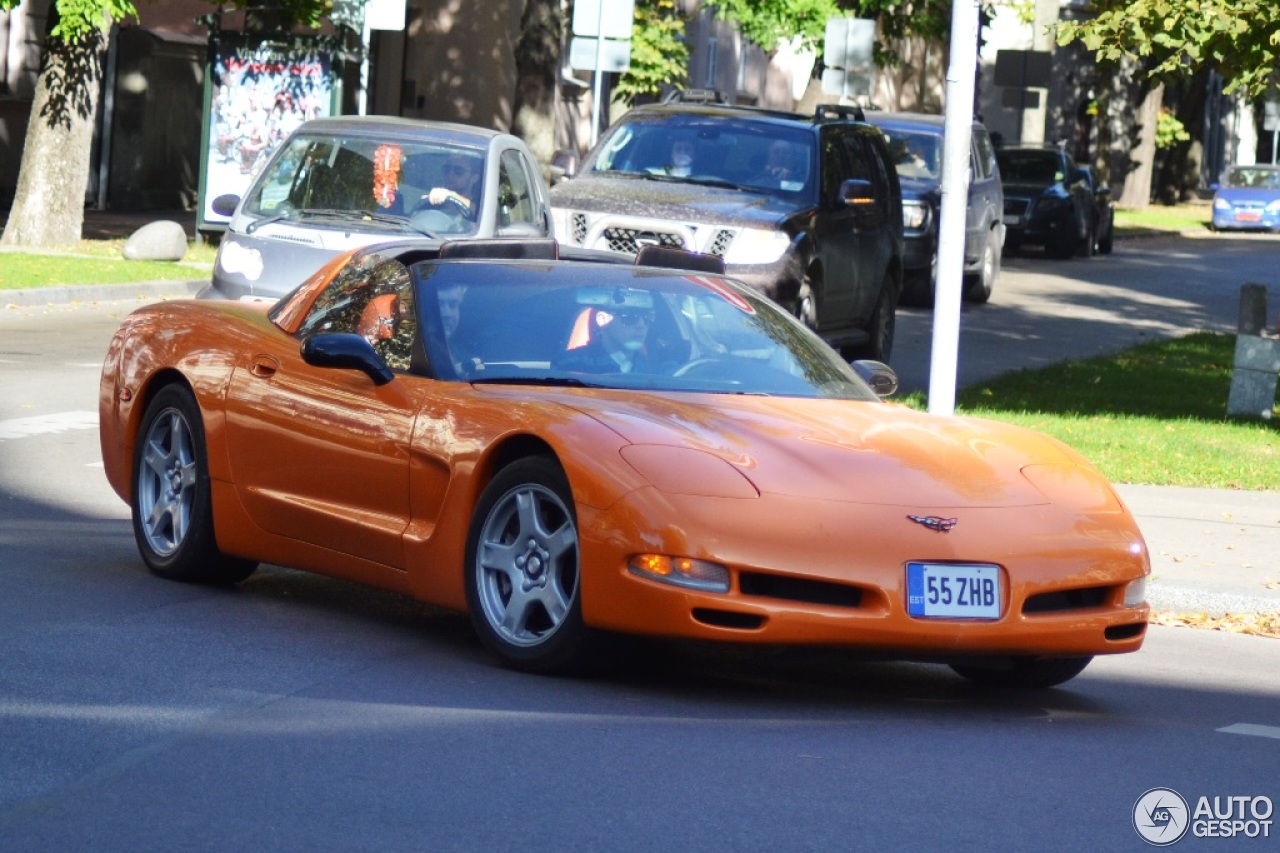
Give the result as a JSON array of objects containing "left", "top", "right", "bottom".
[{"left": 1133, "top": 787, "right": 1190, "bottom": 845}]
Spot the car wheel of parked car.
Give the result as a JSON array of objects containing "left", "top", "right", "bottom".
[
  {"left": 131, "top": 385, "right": 258, "bottom": 585},
  {"left": 1097, "top": 214, "right": 1114, "bottom": 254},
  {"left": 1077, "top": 219, "right": 1096, "bottom": 257},
  {"left": 846, "top": 276, "right": 896, "bottom": 362},
  {"left": 963, "top": 229, "right": 1000, "bottom": 304},
  {"left": 950, "top": 655, "right": 1093, "bottom": 688},
  {"left": 465, "top": 456, "right": 590, "bottom": 673}
]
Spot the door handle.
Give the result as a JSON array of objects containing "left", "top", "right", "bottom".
[{"left": 249, "top": 356, "right": 279, "bottom": 378}]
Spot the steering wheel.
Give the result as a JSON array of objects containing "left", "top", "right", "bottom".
[{"left": 411, "top": 194, "right": 469, "bottom": 216}]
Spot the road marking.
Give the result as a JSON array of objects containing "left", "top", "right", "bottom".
[
  {"left": 0, "top": 411, "right": 99, "bottom": 441},
  {"left": 1218, "top": 723, "right": 1280, "bottom": 740}
]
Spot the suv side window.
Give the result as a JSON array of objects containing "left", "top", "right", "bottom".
[{"left": 973, "top": 129, "right": 996, "bottom": 181}]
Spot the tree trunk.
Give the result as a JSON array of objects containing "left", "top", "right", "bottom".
[
  {"left": 511, "top": 0, "right": 563, "bottom": 176},
  {"left": 1118, "top": 83, "right": 1162, "bottom": 210},
  {"left": 0, "top": 28, "right": 107, "bottom": 247}
]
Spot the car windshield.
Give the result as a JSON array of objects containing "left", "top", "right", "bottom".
[
  {"left": 1224, "top": 166, "right": 1280, "bottom": 189},
  {"left": 587, "top": 115, "right": 816, "bottom": 200},
  {"left": 243, "top": 132, "right": 487, "bottom": 236},
  {"left": 996, "top": 150, "right": 1063, "bottom": 184},
  {"left": 413, "top": 261, "right": 877, "bottom": 400},
  {"left": 880, "top": 129, "right": 942, "bottom": 181}
]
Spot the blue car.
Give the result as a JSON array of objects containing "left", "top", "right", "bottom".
[{"left": 1212, "top": 165, "right": 1280, "bottom": 232}]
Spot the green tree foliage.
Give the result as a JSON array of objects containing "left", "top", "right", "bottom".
[
  {"left": 1057, "top": 0, "right": 1280, "bottom": 97},
  {"left": 615, "top": 0, "right": 689, "bottom": 105},
  {"left": 0, "top": 0, "right": 330, "bottom": 246}
]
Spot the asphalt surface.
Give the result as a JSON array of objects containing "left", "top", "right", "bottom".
[{"left": 2, "top": 210, "right": 1278, "bottom": 619}]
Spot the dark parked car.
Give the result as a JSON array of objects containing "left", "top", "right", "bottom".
[
  {"left": 204, "top": 116, "right": 555, "bottom": 301},
  {"left": 866, "top": 111, "right": 1005, "bottom": 306},
  {"left": 997, "top": 145, "right": 1100, "bottom": 259},
  {"left": 549, "top": 90, "right": 905, "bottom": 361}
]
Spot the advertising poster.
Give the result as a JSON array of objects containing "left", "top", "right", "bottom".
[{"left": 200, "top": 38, "right": 334, "bottom": 228}]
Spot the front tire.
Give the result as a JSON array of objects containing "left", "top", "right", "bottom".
[
  {"left": 950, "top": 655, "right": 1093, "bottom": 688},
  {"left": 847, "top": 276, "right": 896, "bottom": 362},
  {"left": 131, "top": 385, "right": 257, "bottom": 584},
  {"left": 465, "top": 456, "right": 591, "bottom": 673}
]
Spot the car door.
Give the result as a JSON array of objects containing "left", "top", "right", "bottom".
[
  {"left": 966, "top": 125, "right": 1003, "bottom": 261},
  {"left": 222, "top": 259, "right": 425, "bottom": 570},
  {"left": 813, "top": 128, "right": 889, "bottom": 329}
]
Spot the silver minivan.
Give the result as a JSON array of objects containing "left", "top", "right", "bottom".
[{"left": 203, "top": 116, "right": 554, "bottom": 301}]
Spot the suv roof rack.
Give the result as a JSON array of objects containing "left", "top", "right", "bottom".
[
  {"left": 662, "top": 88, "right": 730, "bottom": 105},
  {"left": 814, "top": 104, "right": 866, "bottom": 123}
]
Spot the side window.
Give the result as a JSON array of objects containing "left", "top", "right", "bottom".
[
  {"left": 819, "top": 132, "right": 847, "bottom": 202},
  {"left": 498, "top": 150, "right": 540, "bottom": 230},
  {"left": 297, "top": 258, "right": 417, "bottom": 371},
  {"left": 973, "top": 130, "right": 996, "bottom": 181}
]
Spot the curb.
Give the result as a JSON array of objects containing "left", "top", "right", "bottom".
[{"left": 3, "top": 279, "right": 207, "bottom": 308}]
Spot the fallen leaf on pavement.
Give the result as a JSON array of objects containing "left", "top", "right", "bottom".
[{"left": 1150, "top": 611, "right": 1280, "bottom": 639}]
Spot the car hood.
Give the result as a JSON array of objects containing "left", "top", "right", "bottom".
[
  {"left": 1002, "top": 181, "right": 1065, "bottom": 199},
  {"left": 559, "top": 392, "right": 1094, "bottom": 509},
  {"left": 898, "top": 176, "right": 941, "bottom": 204},
  {"left": 1214, "top": 187, "right": 1280, "bottom": 203},
  {"left": 549, "top": 174, "right": 802, "bottom": 228}
]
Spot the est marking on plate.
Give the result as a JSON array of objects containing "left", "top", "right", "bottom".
[{"left": 907, "top": 562, "right": 1001, "bottom": 619}]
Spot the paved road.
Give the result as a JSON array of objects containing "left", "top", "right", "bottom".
[{"left": 0, "top": 235, "right": 1277, "bottom": 850}]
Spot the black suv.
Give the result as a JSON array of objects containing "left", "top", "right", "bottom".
[
  {"left": 549, "top": 91, "right": 905, "bottom": 360},
  {"left": 865, "top": 111, "right": 1004, "bottom": 307}
]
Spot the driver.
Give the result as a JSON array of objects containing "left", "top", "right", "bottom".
[
  {"left": 559, "top": 305, "right": 655, "bottom": 374},
  {"left": 420, "top": 154, "right": 480, "bottom": 218}
]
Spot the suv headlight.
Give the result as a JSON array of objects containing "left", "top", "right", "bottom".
[
  {"left": 903, "top": 200, "right": 930, "bottom": 232},
  {"left": 722, "top": 228, "right": 791, "bottom": 265}
]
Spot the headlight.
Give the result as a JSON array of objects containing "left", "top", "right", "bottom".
[
  {"left": 629, "top": 554, "right": 730, "bottom": 593},
  {"left": 1123, "top": 576, "right": 1147, "bottom": 607},
  {"left": 1020, "top": 463, "right": 1123, "bottom": 513},
  {"left": 1213, "top": 197, "right": 1232, "bottom": 211},
  {"left": 1266, "top": 200, "right": 1280, "bottom": 214},
  {"left": 902, "top": 200, "right": 930, "bottom": 231},
  {"left": 722, "top": 228, "right": 792, "bottom": 265},
  {"left": 1036, "top": 196, "right": 1069, "bottom": 212},
  {"left": 216, "top": 239, "right": 264, "bottom": 281}
]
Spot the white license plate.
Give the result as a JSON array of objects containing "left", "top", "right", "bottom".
[
  {"left": 906, "top": 562, "right": 1001, "bottom": 619},
  {"left": 1002, "top": 214, "right": 1020, "bottom": 226}
]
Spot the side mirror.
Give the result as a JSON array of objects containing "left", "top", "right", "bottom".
[
  {"left": 851, "top": 359, "right": 899, "bottom": 398},
  {"left": 837, "top": 178, "right": 876, "bottom": 208},
  {"left": 1096, "top": 185, "right": 1112, "bottom": 199},
  {"left": 301, "top": 333, "right": 394, "bottom": 386},
  {"left": 550, "top": 150, "right": 580, "bottom": 183},
  {"left": 211, "top": 194, "right": 241, "bottom": 217}
]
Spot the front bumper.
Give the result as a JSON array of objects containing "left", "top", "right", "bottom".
[{"left": 578, "top": 488, "right": 1150, "bottom": 660}]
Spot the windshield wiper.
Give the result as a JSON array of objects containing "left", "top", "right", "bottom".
[{"left": 469, "top": 375, "right": 602, "bottom": 388}]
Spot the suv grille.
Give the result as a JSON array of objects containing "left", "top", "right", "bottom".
[
  {"left": 602, "top": 227, "right": 686, "bottom": 255},
  {"left": 570, "top": 213, "right": 588, "bottom": 244},
  {"left": 709, "top": 229, "right": 735, "bottom": 256}
]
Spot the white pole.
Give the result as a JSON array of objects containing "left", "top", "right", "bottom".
[
  {"left": 591, "top": 0, "right": 605, "bottom": 147},
  {"left": 927, "top": 0, "right": 981, "bottom": 416}
]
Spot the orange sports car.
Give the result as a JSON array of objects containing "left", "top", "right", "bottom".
[{"left": 99, "top": 239, "right": 1149, "bottom": 687}]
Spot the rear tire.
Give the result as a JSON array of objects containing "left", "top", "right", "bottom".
[
  {"left": 131, "top": 385, "right": 258, "bottom": 585},
  {"left": 950, "top": 655, "right": 1093, "bottom": 688},
  {"left": 963, "top": 229, "right": 1000, "bottom": 304}
]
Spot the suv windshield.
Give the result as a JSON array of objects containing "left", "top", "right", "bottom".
[
  {"left": 590, "top": 115, "right": 816, "bottom": 200},
  {"left": 244, "top": 133, "right": 488, "bottom": 236},
  {"left": 879, "top": 129, "right": 942, "bottom": 181}
]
